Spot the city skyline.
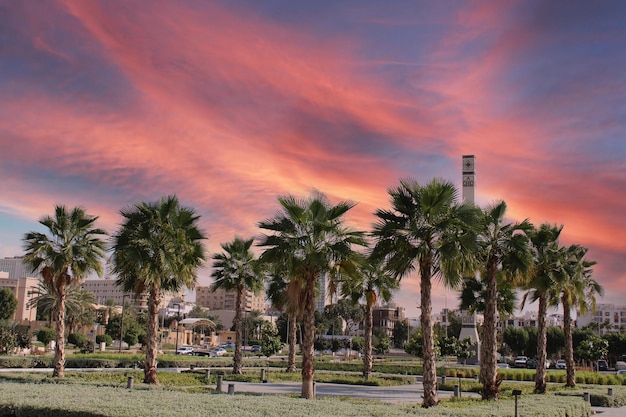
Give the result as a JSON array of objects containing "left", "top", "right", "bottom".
[{"left": 1, "top": 1, "right": 625, "bottom": 317}]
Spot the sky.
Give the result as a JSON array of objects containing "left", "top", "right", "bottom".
[{"left": 1, "top": 0, "right": 625, "bottom": 318}]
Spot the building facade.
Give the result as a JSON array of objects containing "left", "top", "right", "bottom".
[
  {"left": 0, "top": 272, "right": 40, "bottom": 322},
  {"left": 81, "top": 278, "right": 181, "bottom": 313},
  {"left": 577, "top": 303, "right": 626, "bottom": 334},
  {"left": 372, "top": 303, "right": 405, "bottom": 337},
  {"left": 196, "top": 286, "right": 266, "bottom": 312},
  {"left": 0, "top": 256, "right": 41, "bottom": 280}
]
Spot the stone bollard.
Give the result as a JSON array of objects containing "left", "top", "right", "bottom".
[
  {"left": 190, "top": 365, "right": 195, "bottom": 371},
  {"left": 454, "top": 384, "right": 460, "bottom": 398},
  {"left": 364, "top": 371, "right": 370, "bottom": 381},
  {"left": 228, "top": 384, "right": 235, "bottom": 395},
  {"left": 583, "top": 392, "right": 590, "bottom": 403},
  {"left": 217, "top": 374, "right": 223, "bottom": 392},
  {"left": 313, "top": 381, "right": 316, "bottom": 397},
  {"left": 261, "top": 369, "right": 266, "bottom": 382},
  {"left": 127, "top": 376, "right": 134, "bottom": 389},
  {"left": 441, "top": 375, "right": 446, "bottom": 384},
  {"left": 608, "top": 387, "right": 613, "bottom": 396},
  {"left": 205, "top": 369, "right": 211, "bottom": 383}
]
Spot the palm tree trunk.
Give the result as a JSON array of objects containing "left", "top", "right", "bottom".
[
  {"left": 420, "top": 264, "right": 438, "bottom": 408},
  {"left": 301, "top": 274, "right": 316, "bottom": 399},
  {"left": 287, "top": 312, "right": 297, "bottom": 373},
  {"left": 233, "top": 287, "right": 244, "bottom": 374},
  {"left": 363, "top": 300, "right": 374, "bottom": 378},
  {"left": 562, "top": 295, "right": 575, "bottom": 387},
  {"left": 53, "top": 286, "right": 66, "bottom": 378},
  {"left": 144, "top": 288, "right": 160, "bottom": 384},
  {"left": 480, "top": 263, "right": 499, "bottom": 400},
  {"left": 535, "top": 294, "right": 548, "bottom": 393}
]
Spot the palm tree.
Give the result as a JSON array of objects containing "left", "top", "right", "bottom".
[
  {"left": 521, "top": 223, "right": 563, "bottom": 394},
  {"left": 344, "top": 256, "right": 398, "bottom": 378},
  {"left": 266, "top": 271, "right": 305, "bottom": 372},
  {"left": 28, "top": 282, "right": 97, "bottom": 334},
  {"left": 23, "top": 205, "right": 107, "bottom": 377},
  {"left": 258, "top": 191, "right": 366, "bottom": 399},
  {"left": 465, "top": 201, "right": 533, "bottom": 400},
  {"left": 111, "top": 195, "right": 206, "bottom": 384},
  {"left": 557, "top": 244, "right": 603, "bottom": 387},
  {"left": 211, "top": 236, "right": 264, "bottom": 374},
  {"left": 372, "top": 178, "right": 479, "bottom": 407}
]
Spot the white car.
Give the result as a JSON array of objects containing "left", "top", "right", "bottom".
[
  {"left": 175, "top": 346, "right": 194, "bottom": 355},
  {"left": 514, "top": 356, "right": 528, "bottom": 368},
  {"left": 210, "top": 348, "right": 227, "bottom": 357},
  {"left": 616, "top": 361, "right": 626, "bottom": 370},
  {"left": 497, "top": 363, "right": 510, "bottom": 369},
  {"left": 616, "top": 369, "right": 626, "bottom": 375},
  {"left": 555, "top": 359, "right": 566, "bottom": 369}
]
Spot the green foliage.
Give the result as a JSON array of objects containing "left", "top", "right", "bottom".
[
  {"left": 546, "top": 326, "right": 565, "bottom": 357},
  {"left": 95, "top": 334, "right": 113, "bottom": 346},
  {"left": 68, "top": 333, "right": 89, "bottom": 348},
  {"left": 392, "top": 319, "right": 409, "bottom": 348},
  {"left": 260, "top": 324, "right": 283, "bottom": 358},
  {"left": 374, "top": 333, "right": 391, "bottom": 355},
  {"left": 576, "top": 335, "right": 609, "bottom": 363},
  {"left": 0, "top": 325, "right": 17, "bottom": 355},
  {"left": 0, "top": 288, "right": 18, "bottom": 320},
  {"left": 36, "top": 327, "right": 56, "bottom": 346}
]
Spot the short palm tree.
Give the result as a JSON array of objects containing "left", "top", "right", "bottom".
[
  {"left": 111, "top": 195, "right": 206, "bottom": 384},
  {"left": 467, "top": 201, "right": 533, "bottom": 400},
  {"left": 343, "top": 256, "right": 398, "bottom": 378},
  {"left": 258, "top": 191, "right": 366, "bottom": 399},
  {"left": 23, "top": 205, "right": 107, "bottom": 377},
  {"left": 211, "top": 236, "right": 264, "bottom": 374},
  {"left": 557, "top": 244, "right": 603, "bottom": 387},
  {"left": 372, "top": 178, "right": 479, "bottom": 407},
  {"left": 521, "top": 223, "right": 563, "bottom": 394},
  {"left": 28, "top": 282, "right": 97, "bottom": 334},
  {"left": 266, "top": 271, "right": 305, "bottom": 373}
]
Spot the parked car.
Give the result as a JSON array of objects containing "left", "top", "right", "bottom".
[
  {"left": 525, "top": 358, "right": 550, "bottom": 369},
  {"left": 555, "top": 359, "right": 566, "bottom": 369},
  {"left": 514, "top": 356, "right": 528, "bottom": 368},
  {"left": 175, "top": 346, "right": 194, "bottom": 355},
  {"left": 616, "top": 369, "right": 626, "bottom": 375},
  {"left": 210, "top": 348, "right": 227, "bottom": 357},
  {"left": 594, "top": 360, "right": 609, "bottom": 371},
  {"left": 615, "top": 361, "right": 626, "bottom": 370},
  {"left": 497, "top": 363, "right": 510, "bottom": 369},
  {"left": 251, "top": 345, "right": 261, "bottom": 353}
]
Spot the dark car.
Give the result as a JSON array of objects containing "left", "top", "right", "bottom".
[
  {"left": 251, "top": 345, "right": 261, "bottom": 353},
  {"left": 525, "top": 358, "right": 537, "bottom": 369},
  {"left": 594, "top": 360, "right": 609, "bottom": 371}
]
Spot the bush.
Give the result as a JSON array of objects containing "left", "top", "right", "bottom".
[
  {"left": 68, "top": 333, "right": 89, "bottom": 348},
  {"left": 95, "top": 334, "right": 113, "bottom": 346},
  {"left": 36, "top": 328, "right": 56, "bottom": 346}
]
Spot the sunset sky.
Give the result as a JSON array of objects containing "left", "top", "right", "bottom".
[{"left": 1, "top": 1, "right": 625, "bottom": 318}]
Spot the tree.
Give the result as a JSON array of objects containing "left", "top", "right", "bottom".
[
  {"left": 111, "top": 195, "right": 206, "bottom": 384},
  {"left": 455, "top": 337, "right": 474, "bottom": 365},
  {"left": 502, "top": 326, "right": 529, "bottom": 356},
  {"left": 29, "top": 282, "right": 96, "bottom": 333},
  {"left": 459, "top": 201, "right": 533, "bottom": 400},
  {"left": 23, "top": 205, "right": 107, "bottom": 377},
  {"left": 258, "top": 191, "right": 366, "bottom": 399},
  {"left": 556, "top": 244, "right": 603, "bottom": 387},
  {"left": 393, "top": 320, "right": 410, "bottom": 349},
  {"left": 266, "top": 272, "right": 303, "bottom": 372},
  {"left": 343, "top": 257, "right": 398, "bottom": 378},
  {"left": 374, "top": 333, "right": 391, "bottom": 355},
  {"left": 260, "top": 323, "right": 283, "bottom": 358},
  {"left": 576, "top": 336, "right": 608, "bottom": 369},
  {"left": 372, "top": 178, "right": 479, "bottom": 407},
  {"left": 521, "top": 224, "right": 563, "bottom": 394},
  {"left": 0, "top": 288, "right": 18, "bottom": 321},
  {"left": 0, "top": 325, "right": 18, "bottom": 355},
  {"left": 37, "top": 327, "right": 56, "bottom": 347},
  {"left": 546, "top": 326, "right": 565, "bottom": 358},
  {"left": 211, "top": 236, "right": 264, "bottom": 374},
  {"left": 188, "top": 305, "right": 211, "bottom": 319}
]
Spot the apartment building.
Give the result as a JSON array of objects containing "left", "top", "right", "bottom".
[{"left": 196, "top": 286, "right": 266, "bottom": 312}]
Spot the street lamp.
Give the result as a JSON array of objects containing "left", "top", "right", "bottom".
[
  {"left": 175, "top": 304, "right": 181, "bottom": 353},
  {"left": 118, "top": 294, "right": 129, "bottom": 353}
]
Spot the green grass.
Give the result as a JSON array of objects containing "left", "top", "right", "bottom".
[{"left": 0, "top": 381, "right": 593, "bottom": 417}]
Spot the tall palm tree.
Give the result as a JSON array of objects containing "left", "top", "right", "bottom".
[
  {"left": 465, "top": 201, "right": 533, "bottom": 400},
  {"left": 211, "top": 236, "right": 264, "bottom": 374},
  {"left": 343, "top": 256, "right": 398, "bottom": 378},
  {"left": 23, "top": 205, "right": 107, "bottom": 377},
  {"left": 372, "top": 178, "right": 479, "bottom": 407},
  {"left": 557, "top": 244, "right": 603, "bottom": 387},
  {"left": 111, "top": 195, "right": 206, "bottom": 384},
  {"left": 266, "top": 271, "right": 305, "bottom": 373},
  {"left": 521, "top": 223, "right": 563, "bottom": 394},
  {"left": 258, "top": 191, "right": 366, "bottom": 399}
]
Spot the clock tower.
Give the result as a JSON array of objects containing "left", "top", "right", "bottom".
[{"left": 462, "top": 155, "right": 475, "bottom": 204}]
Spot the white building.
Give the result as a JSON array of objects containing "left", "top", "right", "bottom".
[{"left": 577, "top": 303, "right": 626, "bottom": 334}]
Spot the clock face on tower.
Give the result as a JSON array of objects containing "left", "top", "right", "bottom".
[{"left": 462, "top": 157, "right": 474, "bottom": 174}]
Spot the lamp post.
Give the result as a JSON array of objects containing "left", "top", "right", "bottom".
[
  {"left": 175, "top": 304, "right": 181, "bottom": 353},
  {"left": 118, "top": 294, "right": 129, "bottom": 353}
]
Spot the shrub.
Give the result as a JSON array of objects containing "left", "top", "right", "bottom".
[
  {"left": 36, "top": 328, "right": 56, "bottom": 346},
  {"left": 95, "top": 334, "right": 113, "bottom": 346},
  {"left": 68, "top": 333, "right": 89, "bottom": 348}
]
